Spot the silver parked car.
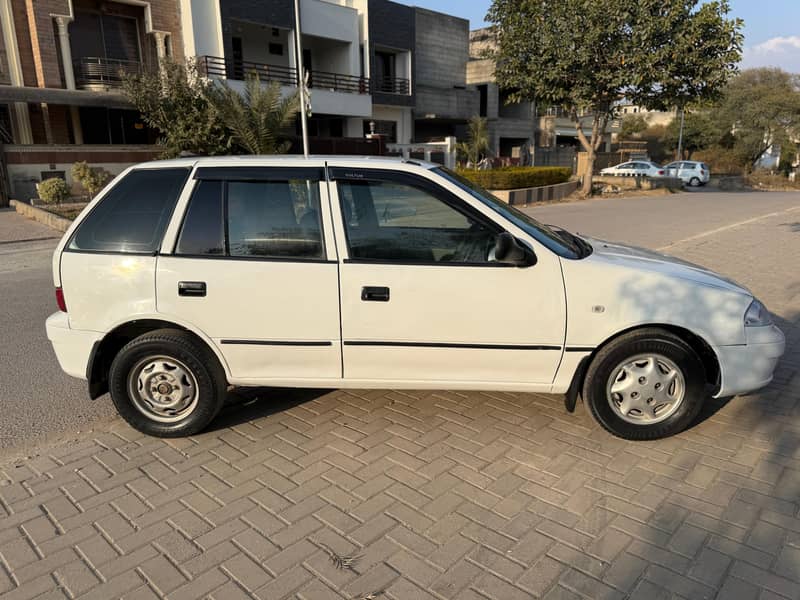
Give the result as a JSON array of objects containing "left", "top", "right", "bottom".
[
  {"left": 664, "top": 161, "right": 710, "bottom": 186},
  {"left": 600, "top": 161, "right": 665, "bottom": 178}
]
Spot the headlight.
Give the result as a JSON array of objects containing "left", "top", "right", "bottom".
[{"left": 744, "top": 299, "right": 772, "bottom": 327}]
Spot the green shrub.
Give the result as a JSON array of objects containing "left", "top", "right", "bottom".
[
  {"left": 36, "top": 178, "right": 70, "bottom": 204},
  {"left": 456, "top": 166, "right": 572, "bottom": 190},
  {"left": 71, "top": 161, "right": 110, "bottom": 199}
]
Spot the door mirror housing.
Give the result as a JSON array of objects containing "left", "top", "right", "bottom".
[{"left": 493, "top": 232, "right": 537, "bottom": 267}]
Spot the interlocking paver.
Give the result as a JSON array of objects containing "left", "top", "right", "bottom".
[{"left": 2, "top": 200, "right": 800, "bottom": 599}]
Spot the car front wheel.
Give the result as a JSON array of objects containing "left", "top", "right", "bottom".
[
  {"left": 109, "top": 329, "right": 227, "bottom": 437},
  {"left": 582, "top": 328, "right": 706, "bottom": 440}
]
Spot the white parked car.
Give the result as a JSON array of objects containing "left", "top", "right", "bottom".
[
  {"left": 664, "top": 161, "right": 711, "bottom": 186},
  {"left": 600, "top": 161, "right": 665, "bottom": 178},
  {"left": 47, "top": 157, "right": 784, "bottom": 440}
]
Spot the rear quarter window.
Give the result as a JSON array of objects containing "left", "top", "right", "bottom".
[{"left": 68, "top": 168, "right": 190, "bottom": 254}]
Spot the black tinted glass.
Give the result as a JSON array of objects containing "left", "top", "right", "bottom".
[
  {"left": 338, "top": 178, "right": 495, "bottom": 263},
  {"left": 227, "top": 180, "right": 323, "bottom": 258},
  {"left": 176, "top": 180, "right": 224, "bottom": 255},
  {"left": 69, "top": 168, "right": 189, "bottom": 253}
]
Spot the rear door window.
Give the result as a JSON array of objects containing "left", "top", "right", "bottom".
[
  {"left": 175, "top": 170, "right": 324, "bottom": 260},
  {"left": 69, "top": 168, "right": 190, "bottom": 254}
]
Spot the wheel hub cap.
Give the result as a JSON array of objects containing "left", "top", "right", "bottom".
[
  {"left": 128, "top": 356, "right": 199, "bottom": 423},
  {"left": 606, "top": 354, "right": 685, "bottom": 425}
]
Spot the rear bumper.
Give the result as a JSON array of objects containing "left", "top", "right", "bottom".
[
  {"left": 45, "top": 312, "right": 101, "bottom": 380},
  {"left": 714, "top": 324, "right": 786, "bottom": 397}
]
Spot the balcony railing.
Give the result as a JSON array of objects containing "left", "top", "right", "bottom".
[
  {"left": 372, "top": 76, "right": 410, "bottom": 95},
  {"left": 199, "top": 56, "right": 297, "bottom": 86},
  {"left": 73, "top": 57, "right": 144, "bottom": 89},
  {"left": 199, "top": 55, "right": 370, "bottom": 95}
]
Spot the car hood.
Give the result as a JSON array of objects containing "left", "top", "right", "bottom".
[{"left": 581, "top": 236, "right": 751, "bottom": 295}]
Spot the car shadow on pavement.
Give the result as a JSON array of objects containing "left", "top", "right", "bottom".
[{"left": 207, "top": 386, "right": 333, "bottom": 431}]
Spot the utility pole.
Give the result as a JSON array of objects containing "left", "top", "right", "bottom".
[
  {"left": 293, "top": 0, "right": 309, "bottom": 158},
  {"left": 676, "top": 107, "right": 685, "bottom": 160}
]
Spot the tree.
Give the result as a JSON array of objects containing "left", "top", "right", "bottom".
[
  {"left": 207, "top": 73, "right": 299, "bottom": 155},
  {"left": 486, "top": 0, "right": 742, "bottom": 196},
  {"left": 662, "top": 111, "right": 721, "bottom": 159},
  {"left": 36, "top": 178, "right": 70, "bottom": 205},
  {"left": 71, "top": 161, "right": 110, "bottom": 199},
  {"left": 715, "top": 68, "right": 800, "bottom": 170},
  {"left": 123, "top": 60, "right": 228, "bottom": 158},
  {"left": 457, "top": 116, "right": 491, "bottom": 168},
  {"left": 620, "top": 115, "right": 649, "bottom": 139}
]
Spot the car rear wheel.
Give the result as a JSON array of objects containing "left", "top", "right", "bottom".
[
  {"left": 582, "top": 328, "right": 706, "bottom": 440},
  {"left": 109, "top": 329, "right": 227, "bottom": 437},
  {"left": 689, "top": 176, "right": 701, "bottom": 187}
]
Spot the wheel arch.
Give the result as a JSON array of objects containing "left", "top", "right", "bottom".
[
  {"left": 87, "top": 318, "right": 229, "bottom": 399},
  {"left": 567, "top": 323, "right": 721, "bottom": 408}
]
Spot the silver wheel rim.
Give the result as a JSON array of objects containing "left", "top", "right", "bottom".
[
  {"left": 606, "top": 354, "right": 685, "bottom": 425},
  {"left": 127, "top": 355, "right": 199, "bottom": 423}
]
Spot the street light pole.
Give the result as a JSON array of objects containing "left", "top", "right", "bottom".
[
  {"left": 293, "top": 0, "right": 309, "bottom": 158},
  {"left": 676, "top": 107, "right": 685, "bottom": 160}
]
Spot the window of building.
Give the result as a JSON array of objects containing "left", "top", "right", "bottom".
[
  {"left": 79, "top": 107, "right": 153, "bottom": 144},
  {"left": 269, "top": 43, "right": 283, "bottom": 56},
  {"left": 0, "top": 105, "right": 12, "bottom": 143},
  {"left": 478, "top": 84, "right": 488, "bottom": 117},
  {"left": 69, "top": 168, "right": 190, "bottom": 254}
]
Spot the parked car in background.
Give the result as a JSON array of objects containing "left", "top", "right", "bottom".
[
  {"left": 664, "top": 161, "right": 710, "bottom": 186},
  {"left": 600, "top": 161, "right": 665, "bottom": 178},
  {"left": 47, "top": 156, "right": 784, "bottom": 441}
]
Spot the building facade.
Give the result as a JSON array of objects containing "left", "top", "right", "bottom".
[
  {"left": 467, "top": 27, "right": 536, "bottom": 158},
  {"left": 0, "top": 0, "right": 490, "bottom": 200},
  {"left": 0, "top": 0, "right": 182, "bottom": 198}
]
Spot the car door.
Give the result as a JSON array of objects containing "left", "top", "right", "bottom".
[
  {"left": 328, "top": 167, "right": 566, "bottom": 387},
  {"left": 157, "top": 165, "right": 342, "bottom": 382},
  {"left": 616, "top": 162, "right": 633, "bottom": 176}
]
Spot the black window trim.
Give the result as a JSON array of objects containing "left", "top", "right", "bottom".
[
  {"left": 171, "top": 172, "right": 329, "bottom": 263},
  {"left": 64, "top": 167, "right": 191, "bottom": 256},
  {"left": 329, "top": 167, "right": 512, "bottom": 268}
]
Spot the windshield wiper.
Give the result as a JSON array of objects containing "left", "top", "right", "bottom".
[{"left": 545, "top": 225, "right": 592, "bottom": 258}]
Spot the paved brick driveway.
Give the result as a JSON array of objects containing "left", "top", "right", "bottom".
[{"left": 1, "top": 197, "right": 799, "bottom": 599}]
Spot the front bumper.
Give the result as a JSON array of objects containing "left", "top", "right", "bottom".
[
  {"left": 45, "top": 312, "right": 102, "bottom": 380},
  {"left": 714, "top": 324, "right": 786, "bottom": 397}
]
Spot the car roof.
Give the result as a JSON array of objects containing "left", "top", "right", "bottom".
[{"left": 133, "top": 155, "right": 440, "bottom": 170}]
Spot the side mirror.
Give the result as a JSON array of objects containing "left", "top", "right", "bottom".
[{"left": 494, "top": 232, "right": 537, "bottom": 267}]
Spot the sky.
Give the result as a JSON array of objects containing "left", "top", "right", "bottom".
[{"left": 397, "top": 0, "right": 800, "bottom": 73}]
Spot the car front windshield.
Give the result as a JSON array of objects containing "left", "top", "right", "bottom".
[{"left": 434, "top": 167, "right": 583, "bottom": 259}]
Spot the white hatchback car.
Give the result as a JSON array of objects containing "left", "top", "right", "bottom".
[
  {"left": 47, "top": 156, "right": 784, "bottom": 440},
  {"left": 600, "top": 161, "right": 665, "bottom": 178},
  {"left": 664, "top": 161, "right": 711, "bottom": 186}
]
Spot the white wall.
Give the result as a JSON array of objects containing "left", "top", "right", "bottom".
[
  {"left": 372, "top": 105, "right": 413, "bottom": 143},
  {"left": 181, "top": 0, "right": 224, "bottom": 57},
  {"left": 233, "top": 21, "right": 290, "bottom": 68},
  {"left": 301, "top": 0, "right": 359, "bottom": 75}
]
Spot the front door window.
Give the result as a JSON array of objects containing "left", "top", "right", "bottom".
[{"left": 336, "top": 174, "right": 498, "bottom": 264}]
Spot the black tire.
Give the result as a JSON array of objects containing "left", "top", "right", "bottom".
[
  {"left": 582, "top": 328, "right": 706, "bottom": 440},
  {"left": 689, "top": 177, "right": 701, "bottom": 187},
  {"left": 109, "top": 328, "right": 227, "bottom": 437}
]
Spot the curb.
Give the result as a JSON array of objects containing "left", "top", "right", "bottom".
[{"left": 9, "top": 199, "right": 73, "bottom": 233}]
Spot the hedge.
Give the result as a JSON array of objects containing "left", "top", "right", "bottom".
[{"left": 456, "top": 166, "right": 572, "bottom": 190}]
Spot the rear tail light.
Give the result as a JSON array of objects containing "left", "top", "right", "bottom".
[
  {"left": 55, "top": 287, "right": 67, "bottom": 312},
  {"left": 658, "top": 170, "right": 664, "bottom": 175}
]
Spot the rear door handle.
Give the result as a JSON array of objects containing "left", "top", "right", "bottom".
[
  {"left": 361, "top": 286, "right": 390, "bottom": 302},
  {"left": 178, "top": 281, "right": 206, "bottom": 297}
]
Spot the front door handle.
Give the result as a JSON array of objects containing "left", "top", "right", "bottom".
[
  {"left": 361, "top": 286, "right": 390, "bottom": 302},
  {"left": 178, "top": 281, "right": 206, "bottom": 297}
]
